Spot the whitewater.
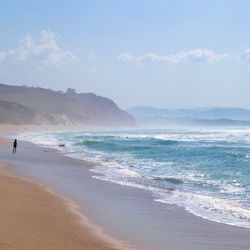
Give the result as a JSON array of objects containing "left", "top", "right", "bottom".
[{"left": 19, "top": 127, "right": 250, "bottom": 229}]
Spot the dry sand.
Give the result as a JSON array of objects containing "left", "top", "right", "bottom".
[{"left": 0, "top": 163, "right": 119, "bottom": 250}]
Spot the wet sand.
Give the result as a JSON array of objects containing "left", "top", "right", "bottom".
[
  {"left": 0, "top": 134, "right": 250, "bottom": 249},
  {"left": 0, "top": 165, "right": 120, "bottom": 250},
  {"left": 0, "top": 138, "right": 8, "bottom": 146},
  {"left": 0, "top": 146, "right": 120, "bottom": 250}
]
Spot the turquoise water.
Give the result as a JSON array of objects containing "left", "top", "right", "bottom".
[{"left": 19, "top": 128, "right": 250, "bottom": 228}]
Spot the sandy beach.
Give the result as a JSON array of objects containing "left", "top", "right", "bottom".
[
  {"left": 1, "top": 1, "right": 250, "bottom": 249},
  {"left": 0, "top": 139, "right": 120, "bottom": 250},
  {"left": 0, "top": 133, "right": 250, "bottom": 250}
]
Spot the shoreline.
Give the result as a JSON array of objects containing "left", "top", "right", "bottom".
[
  {"left": 0, "top": 163, "right": 121, "bottom": 249},
  {"left": 0, "top": 139, "right": 125, "bottom": 250},
  {"left": 1, "top": 134, "right": 250, "bottom": 249}
]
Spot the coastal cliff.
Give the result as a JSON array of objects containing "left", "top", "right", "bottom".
[{"left": 0, "top": 84, "right": 135, "bottom": 128}]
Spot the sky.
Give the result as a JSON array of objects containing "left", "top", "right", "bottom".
[{"left": 1, "top": 0, "right": 250, "bottom": 109}]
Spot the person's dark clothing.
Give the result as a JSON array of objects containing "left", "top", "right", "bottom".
[{"left": 13, "top": 139, "right": 17, "bottom": 153}]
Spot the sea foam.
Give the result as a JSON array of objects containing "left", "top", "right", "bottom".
[{"left": 18, "top": 127, "right": 250, "bottom": 229}]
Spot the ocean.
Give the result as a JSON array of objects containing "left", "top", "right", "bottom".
[{"left": 19, "top": 127, "right": 250, "bottom": 229}]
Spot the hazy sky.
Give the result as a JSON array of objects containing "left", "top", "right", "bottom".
[{"left": 1, "top": 0, "right": 250, "bottom": 109}]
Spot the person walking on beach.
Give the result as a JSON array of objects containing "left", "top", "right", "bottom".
[{"left": 13, "top": 139, "right": 18, "bottom": 153}]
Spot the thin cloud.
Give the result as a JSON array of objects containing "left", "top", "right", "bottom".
[
  {"left": 117, "top": 53, "right": 135, "bottom": 61},
  {"left": 43, "top": 50, "right": 76, "bottom": 66},
  {"left": 118, "top": 49, "right": 230, "bottom": 64},
  {"left": 3, "top": 30, "right": 77, "bottom": 66},
  {"left": 0, "top": 52, "right": 6, "bottom": 60},
  {"left": 241, "top": 49, "right": 250, "bottom": 62}
]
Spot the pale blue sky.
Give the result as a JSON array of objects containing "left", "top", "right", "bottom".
[{"left": 1, "top": 0, "right": 250, "bottom": 108}]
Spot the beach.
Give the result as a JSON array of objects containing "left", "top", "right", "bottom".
[
  {"left": 0, "top": 132, "right": 250, "bottom": 249},
  {"left": 1, "top": 1, "right": 250, "bottom": 249},
  {"left": 0, "top": 138, "right": 121, "bottom": 250}
]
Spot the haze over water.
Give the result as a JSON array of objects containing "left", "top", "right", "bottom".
[{"left": 20, "top": 127, "right": 250, "bottom": 229}]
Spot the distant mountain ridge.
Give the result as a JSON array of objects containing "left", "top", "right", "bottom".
[
  {"left": 127, "top": 106, "right": 250, "bottom": 121},
  {"left": 0, "top": 84, "right": 135, "bottom": 127}
]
